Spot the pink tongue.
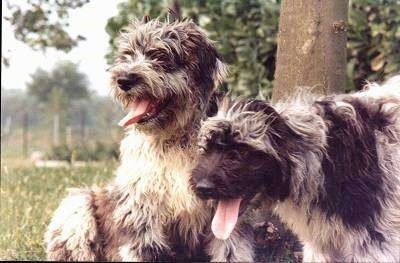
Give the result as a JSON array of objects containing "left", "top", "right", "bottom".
[
  {"left": 118, "top": 100, "right": 151, "bottom": 127},
  {"left": 211, "top": 198, "right": 242, "bottom": 240}
]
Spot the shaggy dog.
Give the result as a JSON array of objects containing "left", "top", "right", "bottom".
[
  {"left": 44, "top": 17, "right": 254, "bottom": 261},
  {"left": 190, "top": 77, "right": 400, "bottom": 262}
]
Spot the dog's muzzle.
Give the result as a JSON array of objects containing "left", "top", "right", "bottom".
[
  {"left": 117, "top": 73, "right": 142, "bottom": 92},
  {"left": 194, "top": 178, "right": 216, "bottom": 199}
]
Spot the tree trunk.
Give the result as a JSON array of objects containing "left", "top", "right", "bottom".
[
  {"left": 259, "top": 1, "right": 349, "bottom": 261},
  {"left": 272, "top": 0, "right": 348, "bottom": 101}
]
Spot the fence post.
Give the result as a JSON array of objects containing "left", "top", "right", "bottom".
[
  {"left": 53, "top": 113, "right": 60, "bottom": 146},
  {"left": 80, "top": 108, "right": 86, "bottom": 144},
  {"left": 22, "top": 111, "right": 28, "bottom": 158},
  {"left": 66, "top": 126, "right": 72, "bottom": 147}
]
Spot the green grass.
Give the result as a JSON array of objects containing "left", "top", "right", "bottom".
[
  {"left": 0, "top": 161, "right": 115, "bottom": 260},
  {"left": 0, "top": 158, "right": 300, "bottom": 261}
]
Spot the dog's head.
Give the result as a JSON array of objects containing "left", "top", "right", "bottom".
[
  {"left": 190, "top": 99, "right": 293, "bottom": 239},
  {"left": 109, "top": 17, "right": 227, "bottom": 134}
]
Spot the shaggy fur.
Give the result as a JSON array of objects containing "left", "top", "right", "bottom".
[
  {"left": 191, "top": 77, "right": 400, "bottom": 262},
  {"left": 45, "top": 18, "right": 254, "bottom": 261}
]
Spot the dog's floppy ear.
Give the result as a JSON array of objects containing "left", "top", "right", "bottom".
[
  {"left": 173, "top": 21, "right": 226, "bottom": 89},
  {"left": 194, "top": 38, "right": 221, "bottom": 86},
  {"left": 213, "top": 57, "right": 228, "bottom": 86},
  {"left": 206, "top": 90, "right": 225, "bottom": 117},
  {"left": 246, "top": 100, "right": 295, "bottom": 194}
]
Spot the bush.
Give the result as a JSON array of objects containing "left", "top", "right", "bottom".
[
  {"left": 47, "top": 142, "right": 119, "bottom": 162},
  {"left": 49, "top": 145, "right": 71, "bottom": 161}
]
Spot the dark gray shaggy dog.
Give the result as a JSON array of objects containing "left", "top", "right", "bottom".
[
  {"left": 190, "top": 77, "right": 400, "bottom": 262},
  {"left": 45, "top": 17, "right": 253, "bottom": 261}
]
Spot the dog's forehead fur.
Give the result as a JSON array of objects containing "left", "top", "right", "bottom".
[
  {"left": 199, "top": 99, "right": 275, "bottom": 152},
  {"left": 115, "top": 19, "right": 212, "bottom": 66},
  {"left": 112, "top": 18, "right": 228, "bottom": 85}
]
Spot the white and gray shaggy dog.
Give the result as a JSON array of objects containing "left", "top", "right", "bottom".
[
  {"left": 190, "top": 77, "right": 400, "bottom": 262},
  {"left": 45, "top": 17, "right": 253, "bottom": 261}
]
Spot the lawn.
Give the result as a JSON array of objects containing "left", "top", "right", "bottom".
[
  {"left": 0, "top": 159, "right": 115, "bottom": 260},
  {"left": 0, "top": 158, "right": 300, "bottom": 261}
]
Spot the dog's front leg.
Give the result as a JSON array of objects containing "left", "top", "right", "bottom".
[
  {"left": 117, "top": 211, "right": 172, "bottom": 261},
  {"left": 110, "top": 189, "right": 175, "bottom": 262},
  {"left": 206, "top": 221, "right": 254, "bottom": 262}
]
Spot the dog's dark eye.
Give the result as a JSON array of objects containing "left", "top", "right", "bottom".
[
  {"left": 232, "top": 130, "right": 241, "bottom": 138},
  {"left": 156, "top": 53, "right": 169, "bottom": 63},
  {"left": 121, "top": 50, "right": 132, "bottom": 56},
  {"left": 148, "top": 49, "right": 169, "bottom": 62},
  {"left": 197, "top": 145, "right": 207, "bottom": 154},
  {"left": 147, "top": 49, "right": 175, "bottom": 71},
  {"left": 238, "top": 149, "right": 248, "bottom": 156},
  {"left": 117, "top": 50, "right": 133, "bottom": 61}
]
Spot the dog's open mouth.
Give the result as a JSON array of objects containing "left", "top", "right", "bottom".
[
  {"left": 118, "top": 98, "right": 169, "bottom": 127},
  {"left": 211, "top": 196, "right": 251, "bottom": 240}
]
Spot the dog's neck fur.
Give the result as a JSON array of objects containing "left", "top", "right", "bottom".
[
  {"left": 116, "top": 128, "right": 203, "bottom": 214},
  {"left": 113, "top": 128, "right": 212, "bottom": 257},
  {"left": 115, "top": 92, "right": 217, "bottom": 216},
  {"left": 148, "top": 121, "right": 200, "bottom": 149}
]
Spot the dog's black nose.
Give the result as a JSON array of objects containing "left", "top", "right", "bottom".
[
  {"left": 195, "top": 178, "right": 215, "bottom": 195},
  {"left": 117, "top": 74, "right": 140, "bottom": 91}
]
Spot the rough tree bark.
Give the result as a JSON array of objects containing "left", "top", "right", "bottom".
[{"left": 272, "top": 0, "right": 349, "bottom": 101}]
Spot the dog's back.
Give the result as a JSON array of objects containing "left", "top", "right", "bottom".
[{"left": 275, "top": 78, "right": 400, "bottom": 261}]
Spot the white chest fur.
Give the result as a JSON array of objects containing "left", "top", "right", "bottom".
[{"left": 115, "top": 131, "right": 203, "bottom": 220}]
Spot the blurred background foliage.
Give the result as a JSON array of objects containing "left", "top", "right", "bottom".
[
  {"left": 347, "top": 0, "right": 400, "bottom": 91},
  {"left": 105, "top": 0, "right": 399, "bottom": 97},
  {"left": 4, "top": 0, "right": 89, "bottom": 52},
  {"left": 3, "top": 0, "right": 400, "bottom": 97},
  {"left": 1, "top": 85, "right": 122, "bottom": 162},
  {"left": 27, "top": 61, "right": 90, "bottom": 104},
  {"left": 5, "top": 0, "right": 399, "bottom": 96}
]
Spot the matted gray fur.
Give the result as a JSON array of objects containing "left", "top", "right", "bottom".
[
  {"left": 191, "top": 76, "right": 400, "bottom": 262},
  {"left": 44, "top": 17, "right": 254, "bottom": 261}
]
